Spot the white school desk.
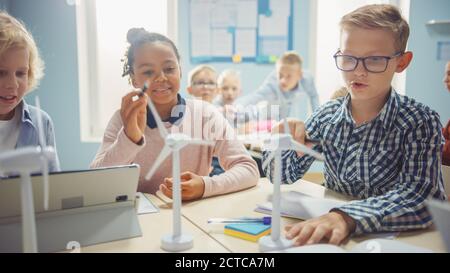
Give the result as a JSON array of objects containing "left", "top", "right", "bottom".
[
  {"left": 156, "top": 178, "right": 447, "bottom": 253},
  {"left": 78, "top": 194, "right": 227, "bottom": 253}
]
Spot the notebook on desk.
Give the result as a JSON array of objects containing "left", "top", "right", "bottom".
[
  {"left": 0, "top": 165, "right": 142, "bottom": 252},
  {"left": 224, "top": 223, "right": 271, "bottom": 242},
  {"left": 255, "top": 190, "right": 347, "bottom": 220}
]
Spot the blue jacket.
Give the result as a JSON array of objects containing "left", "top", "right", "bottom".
[
  {"left": 234, "top": 70, "right": 320, "bottom": 121},
  {"left": 15, "top": 100, "right": 61, "bottom": 172}
]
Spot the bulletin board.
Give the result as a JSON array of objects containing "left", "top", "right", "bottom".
[{"left": 189, "top": 0, "right": 294, "bottom": 64}]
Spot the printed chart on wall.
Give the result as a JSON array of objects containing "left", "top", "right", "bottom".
[{"left": 189, "top": 0, "right": 294, "bottom": 64}]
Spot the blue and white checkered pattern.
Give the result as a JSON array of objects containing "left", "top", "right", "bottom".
[{"left": 262, "top": 90, "right": 447, "bottom": 235}]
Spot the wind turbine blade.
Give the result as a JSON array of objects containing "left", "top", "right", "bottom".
[
  {"left": 189, "top": 139, "right": 215, "bottom": 146},
  {"left": 34, "top": 97, "right": 47, "bottom": 148},
  {"left": 146, "top": 95, "right": 168, "bottom": 139},
  {"left": 41, "top": 157, "right": 49, "bottom": 211},
  {"left": 145, "top": 146, "right": 171, "bottom": 180},
  {"left": 290, "top": 140, "right": 325, "bottom": 161}
]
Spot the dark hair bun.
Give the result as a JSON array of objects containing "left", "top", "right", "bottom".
[{"left": 127, "top": 28, "right": 147, "bottom": 44}]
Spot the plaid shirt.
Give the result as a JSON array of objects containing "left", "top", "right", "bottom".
[{"left": 263, "top": 90, "right": 447, "bottom": 235}]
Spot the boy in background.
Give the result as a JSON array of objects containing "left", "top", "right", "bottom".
[
  {"left": 187, "top": 65, "right": 218, "bottom": 103},
  {"left": 214, "top": 69, "right": 242, "bottom": 107},
  {"left": 235, "top": 51, "right": 320, "bottom": 121},
  {"left": 187, "top": 64, "right": 224, "bottom": 176}
]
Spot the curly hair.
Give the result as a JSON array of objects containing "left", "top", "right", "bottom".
[{"left": 122, "top": 28, "right": 180, "bottom": 83}]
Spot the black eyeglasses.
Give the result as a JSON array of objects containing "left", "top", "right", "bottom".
[{"left": 333, "top": 51, "right": 403, "bottom": 73}]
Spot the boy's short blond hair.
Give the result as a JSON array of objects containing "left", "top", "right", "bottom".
[
  {"left": 340, "top": 4, "right": 410, "bottom": 53},
  {"left": 188, "top": 64, "right": 217, "bottom": 87},
  {"left": 218, "top": 69, "right": 241, "bottom": 87},
  {"left": 277, "top": 51, "right": 303, "bottom": 68},
  {"left": 0, "top": 11, "right": 44, "bottom": 92}
]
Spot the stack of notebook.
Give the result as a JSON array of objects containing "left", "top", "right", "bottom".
[{"left": 224, "top": 223, "right": 271, "bottom": 242}]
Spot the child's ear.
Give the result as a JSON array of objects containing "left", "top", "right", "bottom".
[
  {"left": 187, "top": 86, "right": 193, "bottom": 95},
  {"left": 395, "top": 51, "right": 413, "bottom": 73}
]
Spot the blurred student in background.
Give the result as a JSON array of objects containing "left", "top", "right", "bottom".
[
  {"left": 187, "top": 65, "right": 218, "bottom": 103},
  {"left": 186, "top": 64, "right": 224, "bottom": 176},
  {"left": 235, "top": 51, "right": 320, "bottom": 122},
  {"left": 214, "top": 69, "right": 241, "bottom": 107}
]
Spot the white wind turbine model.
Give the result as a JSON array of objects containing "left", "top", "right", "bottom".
[
  {"left": 258, "top": 92, "right": 325, "bottom": 252},
  {"left": 0, "top": 97, "right": 55, "bottom": 253},
  {"left": 143, "top": 88, "right": 214, "bottom": 252}
]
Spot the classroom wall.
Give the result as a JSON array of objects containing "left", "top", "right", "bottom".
[
  {"left": 406, "top": 0, "right": 450, "bottom": 125},
  {"left": 0, "top": 0, "right": 9, "bottom": 11}
]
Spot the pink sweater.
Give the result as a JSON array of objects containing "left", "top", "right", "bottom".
[{"left": 90, "top": 99, "right": 259, "bottom": 197}]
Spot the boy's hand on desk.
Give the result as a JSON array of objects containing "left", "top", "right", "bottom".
[
  {"left": 160, "top": 171, "right": 205, "bottom": 201},
  {"left": 284, "top": 211, "right": 356, "bottom": 246},
  {"left": 121, "top": 91, "right": 148, "bottom": 144}
]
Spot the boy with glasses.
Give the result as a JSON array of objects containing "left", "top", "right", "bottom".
[
  {"left": 187, "top": 65, "right": 219, "bottom": 103},
  {"left": 263, "top": 4, "right": 446, "bottom": 246},
  {"left": 186, "top": 64, "right": 224, "bottom": 176}
]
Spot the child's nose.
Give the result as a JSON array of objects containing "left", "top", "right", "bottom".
[
  {"left": 154, "top": 71, "right": 168, "bottom": 82},
  {"left": 5, "top": 74, "right": 19, "bottom": 89},
  {"left": 353, "top": 61, "right": 368, "bottom": 76}
]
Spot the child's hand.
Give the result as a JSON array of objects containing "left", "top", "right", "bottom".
[
  {"left": 284, "top": 211, "right": 356, "bottom": 246},
  {"left": 271, "top": 119, "right": 312, "bottom": 157},
  {"left": 272, "top": 118, "right": 306, "bottom": 142},
  {"left": 120, "top": 91, "right": 148, "bottom": 144},
  {"left": 160, "top": 171, "right": 205, "bottom": 201}
]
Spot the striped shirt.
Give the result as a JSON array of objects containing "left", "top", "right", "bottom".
[{"left": 263, "top": 90, "right": 447, "bottom": 235}]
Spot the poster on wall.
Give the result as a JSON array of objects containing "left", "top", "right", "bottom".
[{"left": 189, "top": 0, "right": 294, "bottom": 64}]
